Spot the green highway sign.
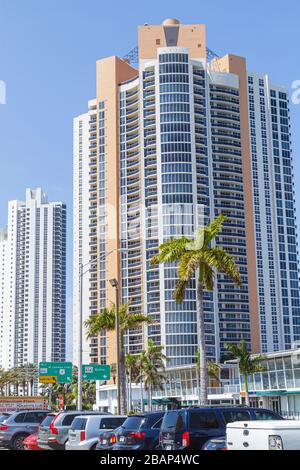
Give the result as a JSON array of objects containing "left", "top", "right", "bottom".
[
  {"left": 82, "top": 364, "right": 110, "bottom": 381},
  {"left": 39, "top": 362, "right": 73, "bottom": 384}
]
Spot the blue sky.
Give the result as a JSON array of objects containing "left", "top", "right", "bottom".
[{"left": 0, "top": 0, "right": 299, "bottom": 357}]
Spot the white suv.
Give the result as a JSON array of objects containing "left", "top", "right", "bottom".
[{"left": 66, "top": 415, "right": 126, "bottom": 450}]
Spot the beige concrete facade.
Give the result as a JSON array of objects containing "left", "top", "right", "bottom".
[
  {"left": 212, "top": 54, "right": 261, "bottom": 353},
  {"left": 138, "top": 20, "right": 206, "bottom": 60},
  {"left": 95, "top": 57, "right": 138, "bottom": 368}
]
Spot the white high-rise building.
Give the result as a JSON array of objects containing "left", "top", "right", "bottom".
[
  {"left": 0, "top": 229, "right": 7, "bottom": 367},
  {"left": 73, "top": 109, "right": 96, "bottom": 365},
  {"left": 0, "top": 188, "right": 66, "bottom": 370}
]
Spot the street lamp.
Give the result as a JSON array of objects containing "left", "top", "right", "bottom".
[
  {"left": 109, "top": 278, "right": 121, "bottom": 415},
  {"left": 77, "top": 249, "right": 125, "bottom": 411}
]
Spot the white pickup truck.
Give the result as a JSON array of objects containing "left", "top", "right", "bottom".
[{"left": 227, "top": 420, "right": 300, "bottom": 450}]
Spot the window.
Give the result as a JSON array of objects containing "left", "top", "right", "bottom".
[
  {"left": 99, "top": 417, "right": 126, "bottom": 429},
  {"left": 175, "top": 413, "right": 185, "bottom": 431},
  {"left": 189, "top": 411, "right": 219, "bottom": 430},
  {"left": 14, "top": 413, "right": 26, "bottom": 423},
  {"left": 254, "top": 410, "right": 282, "bottom": 420},
  {"left": 162, "top": 412, "right": 178, "bottom": 430},
  {"left": 62, "top": 414, "right": 79, "bottom": 426},
  {"left": 122, "top": 416, "right": 145, "bottom": 429},
  {"left": 151, "top": 417, "right": 163, "bottom": 429},
  {"left": 222, "top": 411, "right": 251, "bottom": 424},
  {"left": 40, "top": 414, "right": 55, "bottom": 427},
  {"left": 71, "top": 417, "right": 87, "bottom": 431},
  {"left": 24, "top": 412, "right": 47, "bottom": 423}
]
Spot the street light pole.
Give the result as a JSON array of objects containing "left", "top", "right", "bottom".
[
  {"left": 115, "top": 283, "right": 121, "bottom": 416},
  {"left": 110, "top": 278, "right": 121, "bottom": 415},
  {"left": 77, "top": 249, "right": 125, "bottom": 412}
]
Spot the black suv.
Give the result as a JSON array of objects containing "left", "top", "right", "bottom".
[
  {"left": 114, "top": 412, "right": 165, "bottom": 450},
  {"left": 159, "top": 406, "right": 283, "bottom": 450}
]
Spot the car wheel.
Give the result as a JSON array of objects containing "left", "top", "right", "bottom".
[
  {"left": 12, "top": 433, "right": 28, "bottom": 450},
  {"left": 90, "top": 444, "right": 97, "bottom": 450}
]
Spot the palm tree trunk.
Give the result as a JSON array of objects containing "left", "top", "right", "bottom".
[
  {"left": 197, "top": 281, "right": 208, "bottom": 405},
  {"left": 119, "top": 334, "right": 127, "bottom": 415},
  {"left": 195, "top": 363, "right": 201, "bottom": 405},
  {"left": 149, "top": 385, "right": 152, "bottom": 412},
  {"left": 140, "top": 373, "right": 144, "bottom": 413},
  {"left": 244, "top": 375, "right": 250, "bottom": 407},
  {"left": 129, "top": 371, "right": 132, "bottom": 413}
]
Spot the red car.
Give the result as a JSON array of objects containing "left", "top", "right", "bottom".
[{"left": 23, "top": 433, "right": 45, "bottom": 451}]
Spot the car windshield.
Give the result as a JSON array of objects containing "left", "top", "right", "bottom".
[
  {"left": 100, "top": 417, "right": 126, "bottom": 429},
  {"left": 40, "top": 414, "right": 56, "bottom": 427},
  {"left": 121, "top": 416, "right": 146, "bottom": 430}
]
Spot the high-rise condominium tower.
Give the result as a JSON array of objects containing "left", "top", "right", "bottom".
[
  {"left": 73, "top": 19, "right": 300, "bottom": 368},
  {"left": 0, "top": 229, "right": 7, "bottom": 367},
  {"left": 0, "top": 188, "right": 66, "bottom": 370}
]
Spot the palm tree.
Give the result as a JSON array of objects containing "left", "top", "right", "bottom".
[
  {"left": 196, "top": 352, "right": 221, "bottom": 403},
  {"left": 0, "top": 368, "right": 17, "bottom": 396},
  {"left": 25, "top": 364, "right": 38, "bottom": 396},
  {"left": 151, "top": 214, "right": 241, "bottom": 405},
  {"left": 125, "top": 354, "right": 139, "bottom": 413},
  {"left": 136, "top": 340, "right": 167, "bottom": 412},
  {"left": 197, "top": 352, "right": 221, "bottom": 383},
  {"left": 17, "top": 364, "right": 38, "bottom": 396},
  {"left": 226, "top": 340, "right": 266, "bottom": 406},
  {"left": 135, "top": 351, "right": 147, "bottom": 413},
  {"left": 84, "top": 303, "right": 152, "bottom": 414}
]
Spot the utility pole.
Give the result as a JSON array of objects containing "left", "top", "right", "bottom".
[{"left": 110, "top": 278, "right": 121, "bottom": 415}]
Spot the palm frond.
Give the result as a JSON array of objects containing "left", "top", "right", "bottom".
[
  {"left": 173, "top": 278, "right": 189, "bottom": 303},
  {"left": 84, "top": 307, "right": 115, "bottom": 338},
  {"left": 177, "top": 251, "right": 201, "bottom": 281},
  {"left": 150, "top": 237, "right": 190, "bottom": 266},
  {"left": 204, "top": 214, "right": 227, "bottom": 245},
  {"left": 202, "top": 264, "right": 215, "bottom": 291},
  {"left": 125, "top": 313, "right": 153, "bottom": 330},
  {"left": 204, "top": 247, "right": 241, "bottom": 286}
]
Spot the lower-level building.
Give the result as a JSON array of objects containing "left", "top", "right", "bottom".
[
  {"left": 95, "top": 350, "right": 300, "bottom": 419},
  {"left": 95, "top": 364, "right": 240, "bottom": 414},
  {"left": 235, "top": 348, "right": 300, "bottom": 419}
]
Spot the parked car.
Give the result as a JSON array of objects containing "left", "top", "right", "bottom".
[
  {"left": 159, "top": 406, "right": 283, "bottom": 450},
  {"left": 37, "top": 413, "right": 59, "bottom": 450},
  {"left": 114, "top": 412, "right": 165, "bottom": 450},
  {"left": 37, "top": 410, "right": 111, "bottom": 450},
  {"left": 203, "top": 436, "right": 227, "bottom": 451},
  {"left": 23, "top": 433, "right": 45, "bottom": 451},
  {"left": 227, "top": 420, "right": 300, "bottom": 450},
  {"left": 0, "top": 409, "right": 49, "bottom": 450},
  {"left": 96, "top": 428, "right": 120, "bottom": 450},
  {"left": 66, "top": 415, "right": 126, "bottom": 450}
]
